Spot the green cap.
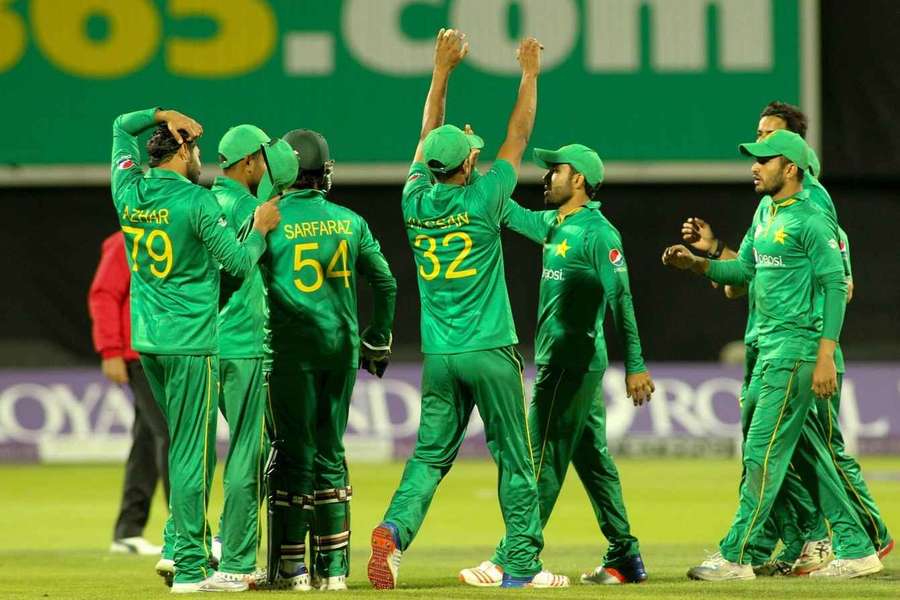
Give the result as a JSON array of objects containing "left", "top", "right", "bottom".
[
  {"left": 533, "top": 144, "right": 604, "bottom": 186},
  {"left": 422, "top": 125, "right": 484, "bottom": 173},
  {"left": 739, "top": 129, "right": 811, "bottom": 171},
  {"left": 256, "top": 139, "right": 299, "bottom": 200},
  {"left": 283, "top": 129, "right": 330, "bottom": 171},
  {"left": 806, "top": 146, "right": 821, "bottom": 178},
  {"left": 218, "top": 124, "right": 270, "bottom": 168}
]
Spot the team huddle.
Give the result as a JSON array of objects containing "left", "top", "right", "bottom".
[{"left": 109, "top": 29, "right": 891, "bottom": 593}]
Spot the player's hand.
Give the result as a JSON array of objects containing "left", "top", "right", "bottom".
[
  {"left": 846, "top": 277, "right": 854, "bottom": 303},
  {"left": 433, "top": 28, "right": 468, "bottom": 72},
  {"left": 252, "top": 195, "right": 281, "bottom": 235},
  {"left": 359, "top": 331, "right": 392, "bottom": 378},
  {"left": 812, "top": 355, "right": 838, "bottom": 399},
  {"left": 101, "top": 356, "right": 129, "bottom": 385},
  {"left": 516, "top": 37, "right": 542, "bottom": 76},
  {"left": 661, "top": 244, "right": 704, "bottom": 271},
  {"left": 626, "top": 371, "right": 655, "bottom": 407},
  {"left": 156, "top": 110, "right": 203, "bottom": 143},
  {"left": 681, "top": 217, "right": 717, "bottom": 253}
]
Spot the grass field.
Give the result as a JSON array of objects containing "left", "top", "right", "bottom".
[{"left": 0, "top": 458, "right": 897, "bottom": 599}]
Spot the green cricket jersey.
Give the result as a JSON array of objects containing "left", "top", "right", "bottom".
[
  {"left": 111, "top": 108, "right": 267, "bottom": 355},
  {"left": 262, "top": 188, "right": 396, "bottom": 369},
  {"left": 502, "top": 199, "right": 647, "bottom": 373},
  {"left": 211, "top": 176, "right": 269, "bottom": 359},
  {"left": 708, "top": 189, "right": 848, "bottom": 363},
  {"left": 401, "top": 161, "right": 519, "bottom": 354},
  {"left": 743, "top": 175, "right": 850, "bottom": 370}
]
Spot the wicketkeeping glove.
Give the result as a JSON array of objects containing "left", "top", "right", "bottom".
[{"left": 359, "top": 331, "right": 392, "bottom": 378}]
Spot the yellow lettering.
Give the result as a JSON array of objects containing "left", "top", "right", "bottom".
[
  {"left": 301, "top": 222, "right": 313, "bottom": 237},
  {"left": 31, "top": 0, "right": 159, "bottom": 78},
  {"left": 0, "top": 0, "right": 26, "bottom": 73},
  {"left": 167, "top": 0, "right": 275, "bottom": 77},
  {"left": 159, "top": 209, "right": 169, "bottom": 224}
]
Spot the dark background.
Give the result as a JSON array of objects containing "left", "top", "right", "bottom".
[{"left": 1, "top": 1, "right": 898, "bottom": 367}]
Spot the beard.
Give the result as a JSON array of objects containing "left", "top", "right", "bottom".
[{"left": 756, "top": 172, "right": 785, "bottom": 197}]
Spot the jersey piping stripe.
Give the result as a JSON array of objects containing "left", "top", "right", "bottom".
[
  {"left": 517, "top": 353, "right": 537, "bottom": 478},
  {"left": 827, "top": 393, "right": 883, "bottom": 549},
  {"left": 255, "top": 397, "right": 266, "bottom": 557},
  {"left": 535, "top": 369, "right": 566, "bottom": 483},
  {"left": 738, "top": 360, "right": 798, "bottom": 564},
  {"left": 201, "top": 356, "right": 213, "bottom": 577}
]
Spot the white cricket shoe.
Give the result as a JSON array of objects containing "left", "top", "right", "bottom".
[
  {"left": 170, "top": 582, "right": 202, "bottom": 594},
  {"left": 459, "top": 561, "right": 503, "bottom": 587},
  {"left": 809, "top": 553, "right": 883, "bottom": 579},
  {"left": 196, "top": 571, "right": 249, "bottom": 592},
  {"left": 268, "top": 564, "right": 312, "bottom": 591},
  {"left": 156, "top": 558, "right": 175, "bottom": 587},
  {"left": 317, "top": 575, "right": 348, "bottom": 591},
  {"left": 686, "top": 553, "right": 755, "bottom": 581},
  {"left": 792, "top": 538, "right": 833, "bottom": 575},
  {"left": 110, "top": 536, "right": 162, "bottom": 555},
  {"left": 527, "top": 570, "right": 570, "bottom": 588}
]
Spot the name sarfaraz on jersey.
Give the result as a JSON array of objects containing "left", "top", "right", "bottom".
[{"left": 754, "top": 249, "right": 784, "bottom": 267}]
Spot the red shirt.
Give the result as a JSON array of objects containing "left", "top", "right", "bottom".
[{"left": 88, "top": 232, "right": 138, "bottom": 361}]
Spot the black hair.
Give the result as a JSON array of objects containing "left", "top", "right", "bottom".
[
  {"left": 295, "top": 168, "right": 326, "bottom": 190},
  {"left": 432, "top": 162, "right": 465, "bottom": 183},
  {"left": 147, "top": 125, "right": 194, "bottom": 167},
  {"left": 760, "top": 101, "right": 808, "bottom": 139},
  {"left": 570, "top": 168, "right": 600, "bottom": 199}
]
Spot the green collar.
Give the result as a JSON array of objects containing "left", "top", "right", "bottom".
[
  {"left": 770, "top": 187, "right": 810, "bottom": 208},
  {"left": 283, "top": 188, "right": 326, "bottom": 201},
  {"left": 145, "top": 167, "right": 192, "bottom": 183},
  {"left": 556, "top": 200, "right": 600, "bottom": 223},
  {"left": 211, "top": 175, "right": 250, "bottom": 194}
]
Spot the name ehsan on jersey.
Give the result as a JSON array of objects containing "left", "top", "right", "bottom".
[
  {"left": 406, "top": 212, "right": 470, "bottom": 231},
  {"left": 754, "top": 248, "right": 784, "bottom": 266}
]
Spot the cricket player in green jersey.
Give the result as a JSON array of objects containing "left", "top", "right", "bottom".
[
  {"left": 680, "top": 102, "right": 892, "bottom": 573},
  {"left": 111, "top": 108, "right": 281, "bottom": 592},
  {"left": 203, "top": 124, "right": 275, "bottom": 586},
  {"left": 262, "top": 129, "right": 396, "bottom": 592},
  {"left": 367, "top": 30, "right": 567, "bottom": 590},
  {"left": 663, "top": 130, "right": 882, "bottom": 580},
  {"left": 458, "top": 144, "right": 654, "bottom": 587}
]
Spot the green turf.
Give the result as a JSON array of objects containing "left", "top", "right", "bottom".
[{"left": 0, "top": 458, "right": 897, "bottom": 599}]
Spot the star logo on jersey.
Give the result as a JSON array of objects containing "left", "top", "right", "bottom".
[
  {"left": 609, "top": 248, "right": 625, "bottom": 267},
  {"left": 117, "top": 156, "right": 134, "bottom": 170},
  {"left": 555, "top": 239, "right": 570, "bottom": 257},
  {"left": 773, "top": 226, "right": 787, "bottom": 244}
]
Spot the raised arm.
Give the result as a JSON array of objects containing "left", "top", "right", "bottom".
[
  {"left": 111, "top": 108, "right": 203, "bottom": 201},
  {"left": 412, "top": 29, "right": 469, "bottom": 164},
  {"left": 495, "top": 38, "right": 542, "bottom": 172}
]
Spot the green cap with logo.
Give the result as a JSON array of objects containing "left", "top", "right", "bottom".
[
  {"left": 423, "top": 124, "right": 484, "bottom": 173},
  {"left": 739, "top": 129, "right": 811, "bottom": 171},
  {"left": 533, "top": 144, "right": 605, "bottom": 186},
  {"left": 256, "top": 138, "right": 299, "bottom": 200},
  {"left": 218, "top": 124, "right": 271, "bottom": 168}
]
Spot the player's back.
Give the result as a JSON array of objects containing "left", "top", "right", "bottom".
[
  {"left": 263, "top": 188, "right": 374, "bottom": 367},
  {"left": 114, "top": 167, "right": 225, "bottom": 355},
  {"left": 401, "top": 161, "right": 519, "bottom": 354}
]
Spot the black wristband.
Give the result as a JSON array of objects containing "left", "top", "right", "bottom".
[{"left": 707, "top": 239, "right": 724, "bottom": 259}]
